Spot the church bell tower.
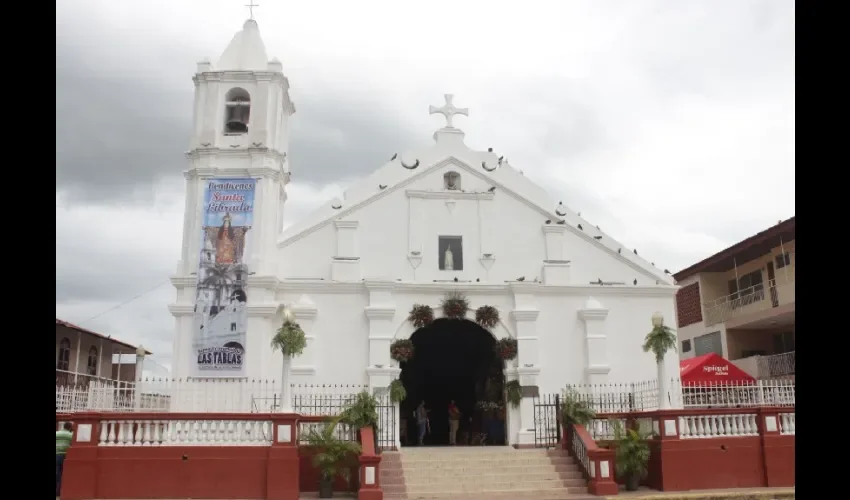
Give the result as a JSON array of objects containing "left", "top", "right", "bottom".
[
  {"left": 171, "top": 17, "right": 295, "bottom": 380},
  {"left": 177, "top": 18, "right": 295, "bottom": 278}
]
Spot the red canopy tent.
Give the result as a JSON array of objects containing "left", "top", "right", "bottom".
[{"left": 679, "top": 353, "right": 755, "bottom": 385}]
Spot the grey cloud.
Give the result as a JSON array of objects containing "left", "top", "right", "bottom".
[{"left": 56, "top": 38, "right": 422, "bottom": 202}]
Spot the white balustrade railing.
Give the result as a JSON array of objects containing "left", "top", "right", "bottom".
[
  {"left": 97, "top": 419, "right": 273, "bottom": 446},
  {"left": 57, "top": 379, "right": 373, "bottom": 414},
  {"left": 678, "top": 413, "right": 759, "bottom": 439},
  {"left": 588, "top": 418, "right": 627, "bottom": 441},
  {"left": 779, "top": 413, "right": 795, "bottom": 435}
]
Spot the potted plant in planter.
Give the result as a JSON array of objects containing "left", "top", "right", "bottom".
[
  {"left": 560, "top": 388, "right": 596, "bottom": 442},
  {"left": 304, "top": 421, "right": 362, "bottom": 498},
  {"left": 610, "top": 420, "right": 652, "bottom": 491},
  {"left": 338, "top": 391, "right": 381, "bottom": 454}
]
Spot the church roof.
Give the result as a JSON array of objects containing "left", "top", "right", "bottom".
[
  {"left": 279, "top": 95, "right": 673, "bottom": 285},
  {"left": 216, "top": 19, "right": 269, "bottom": 72}
]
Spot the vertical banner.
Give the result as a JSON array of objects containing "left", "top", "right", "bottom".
[{"left": 191, "top": 178, "right": 256, "bottom": 377}]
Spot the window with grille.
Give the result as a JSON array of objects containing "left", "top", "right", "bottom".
[
  {"left": 775, "top": 252, "right": 792, "bottom": 269},
  {"left": 87, "top": 347, "right": 98, "bottom": 376},
  {"left": 694, "top": 331, "right": 723, "bottom": 357},
  {"left": 681, "top": 339, "right": 692, "bottom": 353},
  {"left": 57, "top": 338, "right": 71, "bottom": 371}
]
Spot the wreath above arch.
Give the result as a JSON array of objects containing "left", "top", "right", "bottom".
[
  {"left": 407, "top": 304, "right": 434, "bottom": 328},
  {"left": 475, "top": 305, "right": 500, "bottom": 329},
  {"left": 441, "top": 291, "right": 470, "bottom": 319},
  {"left": 494, "top": 337, "right": 518, "bottom": 361},
  {"left": 390, "top": 339, "right": 414, "bottom": 363}
]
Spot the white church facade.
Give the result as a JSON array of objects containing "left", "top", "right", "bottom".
[{"left": 168, "top": 19, "right": 680, "bottom": 446}]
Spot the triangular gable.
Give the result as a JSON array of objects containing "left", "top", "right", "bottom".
[
  {"left": 279, "top": 154, "right": 672, "bottom": 284},
  {"left": 679, "top": 353, "right": 755, "bottom": 385}
]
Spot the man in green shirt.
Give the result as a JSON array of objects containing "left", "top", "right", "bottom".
[{"left": 56, "top": 422, "right": 73, "bottom": 497}]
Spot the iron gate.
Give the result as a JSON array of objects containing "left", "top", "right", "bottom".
[{"left": 532, "top": 393, "right": 561, "bottom": 448}]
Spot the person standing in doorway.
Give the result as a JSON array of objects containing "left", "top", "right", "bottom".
[
  {"left": 448, "top": 400, "right": 461, "bottom": 445},
  {"left": 414, "top": 401, "right": 430, "bottom": 446},
  {"left": 56, "top": 422, "right": 74, "bottom": 497}
]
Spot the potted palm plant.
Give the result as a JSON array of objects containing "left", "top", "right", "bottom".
[
  {"left": 560, "top": 388, "right": 596, "bottom": 426},
  {"left": 304, "top": 420, "right": 362, "bottom": 498},
  {"left": 610, "top": 420, "right": 652, "bottom": 491},
  {"left": 642, "top": 312, "right": 677, "bottom": 409},
  {"left": 337, "top": 391, "right": 381, "bottom": 454}
]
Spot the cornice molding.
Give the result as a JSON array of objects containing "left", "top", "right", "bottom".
[
  {"left": 364, "top": 280, "right": 396, "bottom": 292},
  {"left": 247, "top": 304, "right": 281, "bottom": 317},
  {"left": 168, "top": 304, "right": 194, "bottom": 317},
  {"left": 193, "top": 71, "right": 290, "bottom": 84},
  {"left": 184, "top": 165, "right": 284, "bottom": 181},
  {"left": 511, "top": 309, "right": 540, "bottom": 322},
  {"left": 290, "top": 303, "right": 318, "bottom": 319},
  {"left": 170, "top": 276, "right": 197, "bottom": 288},
  {"left": 334, "top": 220, "right": 359, "bottom": 229},
  {"left": 248, "top": 276, "right": 281, "bottom": 289},
  {"left": 275, "top": 279, "right": 678, "bottom": 297},
  {"left": 364, "top": 306, "right": 396, "bottom": 320},
  {"left": 405, "top": 189, "right": 495, "bottom": 201},
  {"left": 578, "top": 308, "right": 610, "bottom": 321},
  {"left": 185, "top": 147, "right": 288, "bottom": 163}
]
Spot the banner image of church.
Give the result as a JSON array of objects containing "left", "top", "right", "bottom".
[{"left": 191, "top": 178, "right": 256, "bottom": 377}]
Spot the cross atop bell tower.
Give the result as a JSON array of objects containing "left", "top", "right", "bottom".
[{"left": 245, "top": 1, "right": 259, "bottom": 20}]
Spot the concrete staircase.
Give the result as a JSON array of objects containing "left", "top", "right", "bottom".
[{"left": 380, "top": 447, "right": 594, "bottom": 499}]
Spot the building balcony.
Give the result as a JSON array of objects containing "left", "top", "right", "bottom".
[
  {"left": 702, "top": 271, "right": 795, "bottom": 328},
  {"left": 731, "top": 351, "right": 795, "bottom": 380}
]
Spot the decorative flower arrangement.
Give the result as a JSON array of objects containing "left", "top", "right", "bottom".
[
  {"left": 389, "top": 379, "right": 407, "bottom": 403},
  {"left": 390, "top": 339, "right": 415, "bottom": 363},
  {"left": 505, "top": 380, "right": 522, "bottom": 408},
  {"left": 475, "top": 305, "right": 500, "bottom": 329},
  {"left": 494, "top": 337, "right": 518, "bottom": 361},
  {"left": 270, "top": 319, "right": 307, "bottom": 357},
  {"left": 407, "top": 304, "right": 435, "bottom": 328},
  {"left": 441, "top": 291, "right": 470, "bottom": 319}
]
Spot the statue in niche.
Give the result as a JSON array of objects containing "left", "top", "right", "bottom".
[{"left": 439, "top": 236, "right": 463, "bottom": 271}]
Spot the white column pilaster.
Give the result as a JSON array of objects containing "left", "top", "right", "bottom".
[
  {"left": 578, "top": 297, "right": 611, "bottom": 384},
  {"left": 510, "top": 284, "right": 541, "bottom": 447},
  {"left": 365, "top": 281, "right": 400, "bottom": 388}
]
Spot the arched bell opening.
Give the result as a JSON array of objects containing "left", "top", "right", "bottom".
[
  {"left": 399, "top": 318, "right": 506, "bottom": 447},
  {"left": 224, "top": 87, "right": 251, "bottom": 135}
]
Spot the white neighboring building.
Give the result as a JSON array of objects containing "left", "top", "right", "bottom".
[{"left": 169, "top": 18, "right": 679, "bottom": 445}]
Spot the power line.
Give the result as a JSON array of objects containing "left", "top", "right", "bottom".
[{"left": 76, "top": 280, "right": 170, "bottom": 326}]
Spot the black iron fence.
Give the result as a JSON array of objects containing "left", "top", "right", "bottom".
[{"left": 532, "top": 393, "right": 561, "bottom": 448}]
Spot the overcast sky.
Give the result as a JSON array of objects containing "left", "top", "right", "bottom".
[{"left": 56, "top": 0, "right": 795, "bottom": 374}]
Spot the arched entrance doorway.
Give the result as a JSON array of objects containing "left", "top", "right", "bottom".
[{"left": 399, "top": 318, "right": 506, "bottom": 447}]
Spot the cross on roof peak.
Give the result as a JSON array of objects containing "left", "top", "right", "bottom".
[{"left": 429, "top": 94, "right": 468, "bottom": 129}]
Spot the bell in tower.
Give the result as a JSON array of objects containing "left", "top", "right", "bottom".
[{"left": 224, "top": 87, "right": 251, "bottom": 135}]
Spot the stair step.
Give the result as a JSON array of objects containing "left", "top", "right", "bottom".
[
  {"left": 385, "top": 486, "right": 589, "bottom": 498},
  {"left": 398, "top": 457, "right": 574, "bottom": 467},
  {"left": 383, "top": 470, "right": 584, "bottom": 485}
]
